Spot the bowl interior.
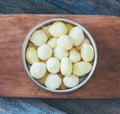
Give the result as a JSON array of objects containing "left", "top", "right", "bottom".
[{"left": 22, "top": 18, "right": 97, "bottom": 93}]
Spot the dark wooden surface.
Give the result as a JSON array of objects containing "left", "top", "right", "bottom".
[
  {"left": 0, "top": 0, "right": 120, "bottom": 15},
  {"left": 0, "top": 15, "right": 120, "bottom": 99},
  {"left": 0, "top": 0, "right": 120, "bottom": 114}
]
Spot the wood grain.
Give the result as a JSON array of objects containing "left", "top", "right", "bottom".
[
  {"left": 0, "top": 0, "right": 70, "bottom": 14},
  {"left": 0, "top": 0, "right": 120, "bottom": 16},
  {"left": 46, "top": 0, "right": 120, "bottom": 15},
  {"left": 0, "top": 15, "right": 120, "bottom": 98}
]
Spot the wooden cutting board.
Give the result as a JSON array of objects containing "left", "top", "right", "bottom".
[{"left": 0, "top": 15, "right": 120, "bottom": 98}]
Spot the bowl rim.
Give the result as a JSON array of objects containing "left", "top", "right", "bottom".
[{"left": 22, "top": 18, "right": 98, "bottom": 93}]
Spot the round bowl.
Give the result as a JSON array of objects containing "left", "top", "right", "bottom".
[{"left": 22, "top": 18, "right": 98, "bottom": 93}]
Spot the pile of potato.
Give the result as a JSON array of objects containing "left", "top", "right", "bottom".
[{"left": 25, "top": 21, "right": 94, "bottom": 90}]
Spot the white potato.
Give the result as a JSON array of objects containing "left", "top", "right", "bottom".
[
  {"left": 81, "top": 43, "right": 94, "bottom": 62},
  {"left": 28, "top": 42, "right": 38, "bottom": 49},
  {"left": 49, "top": 21, "right": 68, "bottom": 37},
  {"left": 42, "top": 25, "right": 52, "bottom": 39},
  {"left": 65, "top": 23, "right": 74, "bottom": 32},
  {"left": 45, "top": 74, "right": 62, "bottom": 90},
  {"left": 76, "top": 45, "right": 81, "bottom": 51},
  {"left": 38, "top": 72, "right": 49, "bottom": 85},
  {"left": 61, "top": 57, "right": 72, "bottom": 76},
  {"left": 26, "top": 47, "right": 39, "bottom": 64},
  {"left": 69, "top": 27, "right": 84, "bottom": 46},
  {"left": 69, "top": 48, "right": 81, "bottom": 63},
  {"left": 46, "top": 57, "right": 60, "bottom": 74},
  {"left": 30, "top": 30, "right": 48, "bottom": 46},
  {"left": 83, "top": 38, "right": 90, "bottom": 44},
  {"left": 47, "top": 38, "right": 57, "bottom": 49},
  {"left": 54, "top": 47, "right": 68, "bottom": 60},
  {"left": 63, "top": 75, "right": 79, "bottom": 88},
  {"left": 30, "top": 62, "right": 46, "bottom": 79},
  {"left": 57, "top": 35, "right": 73, "bottom": 50},
  {"left": 77, "top": 38, "right": 90, "bottom": 51},
  {"left": 37, "top": 44, "right": 52, "bottom": 60},
  {"left": 73, "top": 61, "right": 92, "bottom": 76},
  {"left": 58, "top": 73, "right": 67, "bottom": 90}
]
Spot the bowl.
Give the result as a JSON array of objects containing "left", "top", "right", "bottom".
[{"left": 22, "top": 18, "right": 98, "bottom": 93}]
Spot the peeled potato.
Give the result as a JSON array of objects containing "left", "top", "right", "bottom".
[
  {"left": 47, "top": 38, "right": 57, "bottom": 49},
  {"left": 58, "top": 73, "right": 64, "bottom": 79},
  {"left": 37, "top": 44, "right": 52, "bottom": 60},
  {"left": 83, "top": 38, "right": 90, "bottom": 44},
  {"left": 30, "top": 62, "right": 46, "bottom": 79},
  {"left": 30, "top": 30, "right": 48, "bottom": 46},
  {"left": 46, "top": 57, "right": 60, "bottom": 74},
  {"left": 65, "top": 23, "right": 74, "bottom": 32},
  {"left": 49, "top": 21, "right": 68, "bottom": 37},
  {"left": 42, "top": 60, "right": 47, "bottom": 64},
  {"left": 76, "top": 45, "right": 81, "bottom": 51},
  {"left": 57, "top": 35, "right": 73, "bottom": 50},
  {"left": 69, "top": 27, "right": 84, "bottom": 46},
  {"left": 73, "top": 61, "right": 92, "bottom": 76},
  {"left": 81, "top": 43, "right": 94, "bottom": 62},
  {"left": 37, "top": 72, "right": 49, "bottom": 85},
  {"left": 76, "top": 38, "right": 90, "bottom": 51},
  {"left": 58, "top": 73, "right": 66, "bottom": 90},
  {"left": 28, "top": 42, "right": 38, "bottom": 49},
  {"left": 26, "top": 46, "right": 39, "bottom": 64},
  {"left": 63, "top": 75, "right": 79, "bottom": 88},
  {"left": 61, "top": 57, "right": 72, "bottom": 76},
  {"left": 54, "top": 47, "right": 68, "bottom": 60},
  {"left": 69, "top": 48, "right": 81, "bottom": 63},
  {"left": 42, "top": 25, "right": 52, "bottom": 39},
  {"left": 59, "top": 83, "right": 66, "bottom": 90},
  {"left": 45, "top": 74, "right": 62, "bottom": 90}
]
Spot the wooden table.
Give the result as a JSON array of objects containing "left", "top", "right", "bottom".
[
  {"left": 0, "top": 0, "right": 120, "bottom": 114},
  {"left": 0, "top": 14, "right": 120, "bottom": 99}
]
